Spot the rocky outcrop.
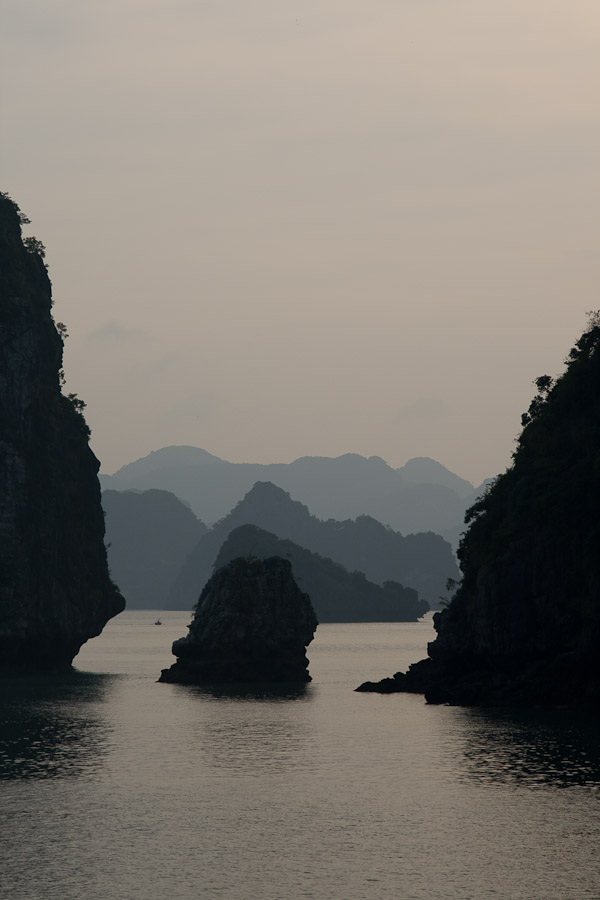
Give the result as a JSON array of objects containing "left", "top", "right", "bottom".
[
  {"left": 357, "top": 315, "right": 600, "bottom": 707},
  {"left": 159, "top": 556, "right": 318, "bottom": 684},
  {"left": 0, "top": 193, "right": 124, "bottom": 671}
]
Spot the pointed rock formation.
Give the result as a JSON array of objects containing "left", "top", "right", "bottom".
[
  {"left": 0, "top": 193, "right": 124, "bottom": 671},
  {"left": 159, "top": 556, "right": 318, "bottom": 684}
]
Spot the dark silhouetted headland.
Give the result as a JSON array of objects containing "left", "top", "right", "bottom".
[
  {"left": 0, "top": 193, "right": 124, "bottom": 671},
  {"left": 357, "top": 314, "right": 600, "bottom": 707}
]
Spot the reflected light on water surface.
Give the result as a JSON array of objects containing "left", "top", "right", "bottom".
[
  {"left": 452, "top": 707, "right": 600, "bottom": 789},
  {"left": 0, "top": 672, "right": 114, "bottom": 780}
]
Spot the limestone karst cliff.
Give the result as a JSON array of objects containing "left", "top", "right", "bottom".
[
  {"left": 0, "top": 193, "right": 124, "bottom": 670},
  {"left": 358, "top": 315, "right": 600, "bottom": 706},
  {"left": 159, "top": 556, "right": 318, "bottom": 684}
]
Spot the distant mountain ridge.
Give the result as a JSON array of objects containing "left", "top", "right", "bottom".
[
  {"left": 211, "top": 524, "right": 429, "bottom": 623},
  {"left": 101, "top": 446, "right": 485, "bottom": 545},
  {"left": 166, "top": 480, "right": 459, "bottom": 610},
  {"left": 102, "top": 489, "right": 207, "bottom": 609},
  {"left": 108, "top": 446, "right": 225, "bottom": 482}
]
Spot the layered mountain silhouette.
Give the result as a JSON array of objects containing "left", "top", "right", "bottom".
[
  {"left": 102, "top": 489, "right": 207, "bottom": 609},
  {"left": 166, "top": 480, "right": 458, "bottom": 610},
  {"left": 211, "top": 525, "right": 429, "bottom": 622},
  {"left": 101, "top": 447, "right": 485, "bottom": 546}
]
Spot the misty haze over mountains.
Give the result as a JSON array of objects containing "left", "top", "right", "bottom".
[
  {"left": 103, "top": 480, "right": 455, "bottom": 617},
  {"left": 101, "top": 445, "right": 489, "bottom": 547},
  {"left": 102, "top": 489, "right": 208, "bottom": 610},
  {"left": 164, "top": 480, "right": 458, "bottom": 610},
  {"left": 102, "top": 448, "right": 465, "bottom": 616},
  {"left": 209, "top": 524, "right": 430, "bottom": 623}
]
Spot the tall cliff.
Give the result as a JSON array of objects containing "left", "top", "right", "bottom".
[
  {"left": 0, "top": 193, "right": 124, "bottom": 670},
  {"left": 358, "top": 315, "right": 600, "bottom": 706}
]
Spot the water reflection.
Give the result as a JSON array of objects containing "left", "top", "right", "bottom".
[
  {"left": 0, "top": 672, "right": 113, "bottom": 780},
  {"left": 175, "top": 682, "right": 311, "bottom": 702},
  {"left": 198, "top": 714, "right": 312, "bottom": 775},
  {"left": 453, "top": 707, "right": 600, "bottom": 789},
  {"left": 166, "top": 683, "right": 313, "bottom": 775}
]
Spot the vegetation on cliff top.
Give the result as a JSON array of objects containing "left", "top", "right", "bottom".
[
  {"left": 454, "top": 311, "right": 600, "bottom": 614},
  {"left": 359, "top": 312, "right": 600, "bottom": 704}
]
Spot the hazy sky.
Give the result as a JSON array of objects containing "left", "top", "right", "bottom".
[{"left": 3, "top": 1, "right": 599, "bottom": 484}]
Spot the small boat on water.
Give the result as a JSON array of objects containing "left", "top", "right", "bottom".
[{"left": 154, "top": 619, "right": 162, "bottom": 625}]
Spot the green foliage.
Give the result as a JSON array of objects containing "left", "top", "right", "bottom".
[
  {"left": 64, "top": 393, "right": 91, "bottom": 438},
  {"left": 67, "top": 392, "right": 86, "bottom": 412},
  {"left": 520, "top": 375, "right": 554, "bottom": 427},
  {"left": 437, "top": 577, "right": 460, "bottom": 608},
  {"left": 0, "top": 191, "right": 30, "bottom": 225},
  {"left": 23, "top": 236, "right": 46, "bottom": 259}
]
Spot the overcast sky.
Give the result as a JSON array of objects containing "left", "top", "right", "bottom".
[{"left": 3, "top": 1, "right": 599, "bottom": 484}]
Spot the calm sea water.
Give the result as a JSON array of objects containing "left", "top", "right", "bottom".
[{"left": 1, "top": 611, "right": 599, "bottom": 900}]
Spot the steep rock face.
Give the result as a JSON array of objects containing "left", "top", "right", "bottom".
[
  {"left": 358, "top": 317, "right": 600, "bottom": 706},
  {"left": 159, "top": 556, "right": 318, "bottom": 684},
  {"left": 0, "top": 194, "right": 124, "bottom": 670}
]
